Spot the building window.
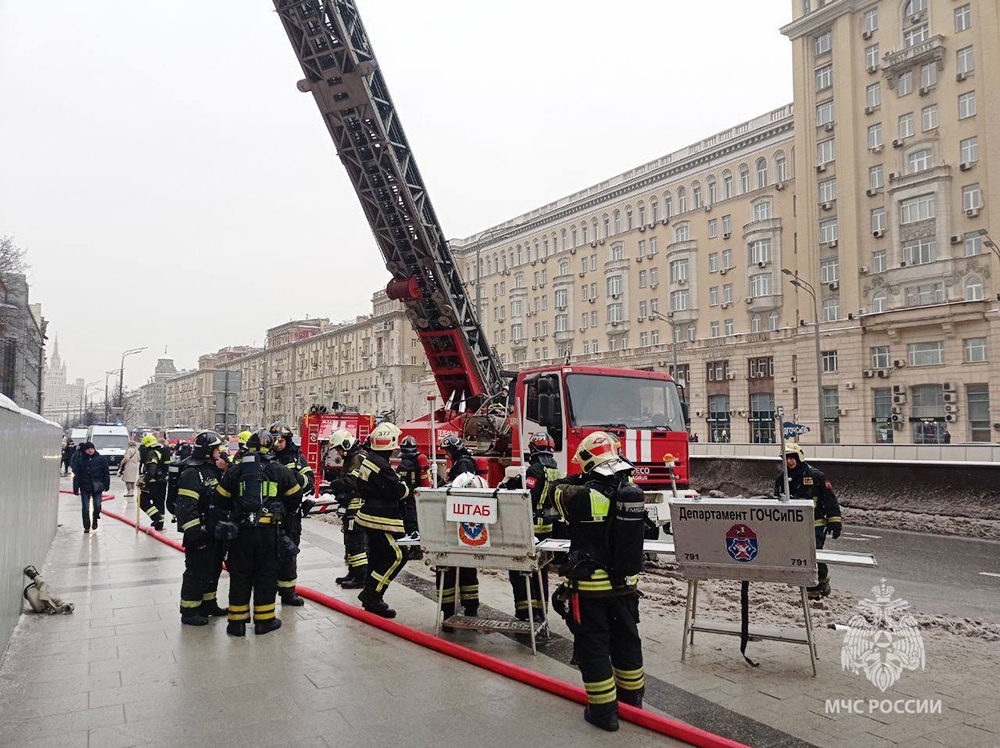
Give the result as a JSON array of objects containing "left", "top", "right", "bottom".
[
  {"left": 873, "top": 388, "right": 893, "bottom": 443},
  {"left": 911, "top": 384, "right": 947, "bottom": 444},
  {"left": 648, "top": 237, "right": 657, "bottom": 256},
  {"left": 692, "top": 182, "right": 703, "bottom": 209},
  {"left": 610, "top": 242, "right": 624, "bottom": 261},
  {"left": 822, "top": 297, "right": 840, "bottom": 321},
  {"left": 964, "top": 337, "right": 987, "bottom": 363},
  {"left": 638, "top": 270, "right": 648, "bottom": 289},
  {"left": 903, "top": 238, "right": 935, "bottom": 266},
  {"left": 722, "top": 171, "right": 733, "bottom": 200},
  {"left": 955, "top": 4, "right": 972, "bottom": 32},
  {"left": 898, "top": 112, "right": 914, "bottom": 138},
  {"left": 820, "top": 258, "right": 839, "bottom": 284},
  {"left": 865, "top": 44, "right": 880, "bottom": 71},
  {"left": 964, "top": 275, "right": 984, "bottom": 301},
  {"left": 822, "top": 387, "right": 841, "bottom": 444},
  {"left": 607, "top": 303, "right": 623, "bottom": 323},
  {"left": 558, "top": 259, "right": 569, "bottom": 276},
  {"left": 751, "top": 314, "right": 762, "bottom": 332},
  {"left": 677, "top": 187, "right": 687, "bottom": 213},
  {"left": 905, "top": 281, "right": 943, "bottom": 306},
  {"left": 959, "top": 91, "right": 977, "bottom": 120},
  {"left": 961, "top": 137, "right": 979, "bottom": 164},
  {"left": 957, "top": 46, "right": 975, "bottom": 74},
  {"left": 707, "top": 394, "right": 731, "bottom": 443},
  {"left": 756, "top": 158, "right": 768, "bottom": 189},
  {"left": 669, "top": 259, "right": 689, "bottom": 283},
  {"left": 968, "top": 384, "right": 990, "bottom": 442},
  {"left": 922, "top": 104, "right": 938, "bottom": 131},
  {"left": 655, "top": 329, "right": 664, "bottom": 345},
  {"left": 739, "top": 165, "right": 751, "bottom": 193},
  {"left": 749, "top": 392, "right": 776, "bottom": 444},
  {"left": 898, "top": 70, "right": 914, "bottom": 96},
  {"left": 871, "top": 291, "right": 888, "bottom": 313},
  {"left": 920, "top": 62, "right": 937, "bottom": 89},
  {"left": 871, "top": 208, "right": 886, "bottom": 233},
  {"left": 707, "top": 360, "right": 729, "bottom": 382},
  {"left": 871, "top": 345, "right": 891, "bottom": 369},
  {"left": 722, "top": 283, "right": 734, "bottom": 303},
  {"left": 753, "top": 200, "right": 772, "bottom": 221},
  {"left": 674, "top": 223, "right": 690, "bottom": 242},
  {"left": 708, "top": 219, "right": 718, "bottom": 238},
  {"left": 606, "top": 275, "right": 623, "bottom": 297},
  {"left": 907, "top": 148, "right": 931, "bottom": 173},
  {"left": 707, "top": 179, "right": 718, "bottom": 205},
  {"left": 670, "top": 289, "right": 690, "bottom": 312},
  {"left": 818, "top": 178, "right": 836, "bottom": 203},
  {"left": 749, "top": 273, "right": 773, "bottom": 297},
  {"left": 908, "top": 341, "right": 944, "bottom": 366},
  {"left": 868, "top": 122, "right": 882, "bottom": 150},
  {"left": 555, "top": 314, "right": 568, "bottom": 332},
  {"left": 768, "top": 311, "right": 779, "bottom": 331},
  {"left": 900, "top": 194, "right": 934, "bottom": 223},
  {"left": 870, "top": 164, "right": 884, "bottom": 191},
  {"left": 822, "top": 350, "right": 838, "bottom": 373},
  {"left": 864, "top": 8, "right": 878, "bottom": 33},
  {"left": 963, "top": 184, "right": 982, "bottom": 212},
  {"left": 722, "top": 250, "right": 733, "bottom": 270},
  {"left": 710, "top": 321, "right": 720, "bottom": 338},
  {"left": 815, "top": 64, "right": 832, "bottom": 91},
  {"left": 775, "top": 152, "right": 787, "bottom": 182},
  {"left": 819, "top": 219, "right": 838, "bottom": 244},
  {"left": 966, "top": 235, "right": 983, "bottom": 257},
  {"left": 749, "top": 239, "right": 772, "bottom": 265},
  {"left": 722, "top": 214, "right": 732, "bottom": 235},
  {"left": 866, "top": 83, "right": 881, "bottom": 109},
  {"left": 638, "top": 300, "right": 647, "bottom": 318},
  {"left": 554, "top": 289, "right": 568, "bottom": 309},
  {"left": 650, "top": 267, "right": 659, "bottom": 285},
  {"left": 724, "top": 318, "right": 735, "bottom": 336},
  {"left": 815, "top": 30, "right": 832, "bottom": 55},
  {"left": 903, "top": 24, "right": 929, "bottom": 50},
  {"left": 708, "top": 253, "right": 718, "bottom": 273},
  {"left": 673, "top": 325, "right": 684, "bottom": 344}
]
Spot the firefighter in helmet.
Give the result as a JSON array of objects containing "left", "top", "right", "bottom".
[
  {"left": 329, "top": 428, "right": 368, "bottom": 589},
  {"left": 503, "top": 431, "right": 563, "bottom": 620},
  {"left": 397, "top": 435, "right": 430, "bottom": 538},
  {"left": 139, "top": 433, "right": 170, "bottom": 531},
  {"left": 774, "top": 442, "right": 842, "bottom": 599},
  {"left": 354, "top": 422, "right": 411, "bottom": 618},
  {"left": 269, "top": 421, "right": 313, "bottom": 607},
  {"left": 215, "top": 429, "right": 302, "bottom": 636},
  {"left": 551, "top": 431, "right": 646, "bottom": 732},
  {"left": 437, "top": 434, "right": 481, "bottom": 620},
  {"left": 176, "top": 431, "right": 230, "bottom": 625}
]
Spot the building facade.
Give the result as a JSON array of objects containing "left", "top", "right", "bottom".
[
  {"left": 164, "top": 366, "right": 242, "bottom": 432},
  {"left": 0, "top": 274, "right": 45, "bottom": 414},
  {"left": 41, "top": 336, "right": 86, "bottom": 425},
  {"left": 225, "top": 292, "right": 432, "bottom": 429},
  {"left": 137, "top": 357, "right": 179, "bottom": 428},
  {"left": 447, "top": 1, "right": 997, "bottom": 445}
]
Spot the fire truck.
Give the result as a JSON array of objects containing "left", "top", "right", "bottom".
[
  {"left": 299, "top": 409, "right": 375, "bottom": 496},
  {"left": 273, "top": 1, "right": 690, "bottom": 488}
]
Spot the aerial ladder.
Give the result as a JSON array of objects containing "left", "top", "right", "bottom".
[{"left": 272, "top": 0, "right": 691, "bottom": 489}]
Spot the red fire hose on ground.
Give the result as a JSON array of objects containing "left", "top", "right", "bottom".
[{"left": 96, "top": 505, "right": 746, "bottom": 748}]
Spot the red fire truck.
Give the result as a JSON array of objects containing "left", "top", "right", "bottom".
[
  {"left": 299, "top": 410, "right": 375, "bottom": 496},
  {"left": 273, "top": 1, "right": 690, "bottom": 489}
]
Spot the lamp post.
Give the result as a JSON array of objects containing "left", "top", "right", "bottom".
[
  {"left": 117, "top": 347, "right": 147, "bottom": 410},
  {"left": 649, "top": 309, "right": 682, "bottom": 393},
  {"left": 782, "top": 269, "right": 824, "bottom": 442},
  {"left": 82, "top": 380, "right": 99, "bottom": 425},
  {"left": 104, "top": 369, "right": 120, "bottom": 421}
]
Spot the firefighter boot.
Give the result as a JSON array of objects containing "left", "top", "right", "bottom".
[
  {"left": 340, "top": 567, "right": 366, "bottom": 590},
  {"left": 199, "top": 601, "right": 229, "bottom": 618},
  {"left": 358, "top": 589, "right": 396, "bottom": 619},
  {"left": 181, "top": 612, "right": 209, "bottom": 627},
  {"left": 335, "top": 570, "right": 351, "bottom": 585},
  {"left": 255, "top": 618, "right": 282, "bottom": 636},
  {"left": 584, "top": 706, "right": 620, "bottom": 732},
  {"left": 618, "top": 690, "right": 643, "bottom": 710},
  {"left": 226, "top": 621, "right": 246, "bottom": 637},
  {"left": 280, "top": 591, "right": 305, "bottom": 607}
]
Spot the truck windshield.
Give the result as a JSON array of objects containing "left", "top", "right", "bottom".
[
  {"left": 565, "top": 373, "right": 685, "bottom": 431},
  {"left": 91, "top": 435, "right": 129, "bottom": 451},
  {"left": 167, "top": 429, "right": 194, "bottom": 440}
]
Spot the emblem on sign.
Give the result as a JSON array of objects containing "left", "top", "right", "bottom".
[
  {"left": 458, "top": 522, "right": 490, "bottom": 547},
  {"left": 725, "top": 523, "right": 759, "bottom": 562}
]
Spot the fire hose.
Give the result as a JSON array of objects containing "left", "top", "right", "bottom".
[{"left": 97, "top": 504, "right": 747, "bottom": 748}]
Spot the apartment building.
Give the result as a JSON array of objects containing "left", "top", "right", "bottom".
[
  {"left": 164, "top": 367, "right": 241, "bottom": 432},
  {"left": 225, "top": 292, "right": 432, "bottom": 428},
  {"left": 783, "top": 0, "right": 998, "bottom": 444},
  {"left": 449, "top": 1, "right": 998, "bottom": 445}
]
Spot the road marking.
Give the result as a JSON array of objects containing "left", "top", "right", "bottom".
[
  {"left": 843, "top": 532, "right": 882, "bottom": 539},
  {"left": 978, "top": 572, "right": 1000, "bottom": 578}
]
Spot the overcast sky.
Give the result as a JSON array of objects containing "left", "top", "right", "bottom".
[{"left": 0, "top": 1, "right": 793, "bottom": 392}]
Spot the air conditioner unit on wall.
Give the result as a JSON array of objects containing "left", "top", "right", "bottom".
[
  {"left": 943, "top": 381, "right": 957, "bottom": 392},
  {"left": 892, "top": 384, "right": 907, "bottom": 394},
  {"left": 945, "top": 413, "right": 958, "bottom": 423},
  {"left": 863, "top": 369, "right": 875, "bottom": 378}
]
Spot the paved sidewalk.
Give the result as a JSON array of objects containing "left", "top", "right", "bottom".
[{"left": 0, "top": 479, "right": 679, "bottom": 748}]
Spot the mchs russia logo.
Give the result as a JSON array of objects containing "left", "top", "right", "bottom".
[{"left": 725, "top": 523, "right": 759, "bottom": 562}]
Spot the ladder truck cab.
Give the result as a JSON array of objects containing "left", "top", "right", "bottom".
[
  {"left": 272, "top": 0, "right": 691, "bottom": 490},
  {"left": 299, "top": 408, "right": 375, "bottom": 496}
]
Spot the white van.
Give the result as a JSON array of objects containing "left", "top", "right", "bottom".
[
  {"left": 87, "top": 424, "right": 131, "bottom": 468},
  {"left": 69, "top": 427, "right": 88, "bottom": 445}
]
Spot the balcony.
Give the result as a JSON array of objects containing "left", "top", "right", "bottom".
[
  {"left": 667, "top": 239, "right": 697, "bottom": 256},
  {"left": 888, "top": 164, "right": 951, "bottom": 193},
  {"left": 511, "top": 338, "right": 528, "bottom": 351},
  {"left": 604, "top": 320, "right": 631, "bottom": 335},
  {"left": 603, "top": 257, "right": 630, "bottom": 273},
  {"left": 554, "top": 329, "right": 575, "bottom": 344},
  {"left": 746, "top": 293, "right": 781, "bottom": 313},
  {"left": 882, "top": 35, "right": 945, "bottom": 88},
  {"left": 742, "top": 217, "right": 782, "bottom": 239}
]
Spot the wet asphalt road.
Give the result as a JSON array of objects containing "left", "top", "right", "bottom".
[{"left": 830, "top": 525, "right": 1000, "bottom": 623}]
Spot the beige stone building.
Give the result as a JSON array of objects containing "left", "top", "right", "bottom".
[
  {"left": 449, "top": 1, "right": 998, "bottom": 445},
  {"left": 164, "top": 366, "right": 241, "bottom": 432},
  {"left": 225, "top": 292, "right": 432, "bottom": 429}
]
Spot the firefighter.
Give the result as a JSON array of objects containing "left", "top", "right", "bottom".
[
  {"left": 233, "top": 430, "right": 252, "bottom": 463},
  {"left": 437, "top": 435, "right": 481, "bottom": 619},
  {"left": 354, "top": 422, "right": 410, "bottom": 618},
  {"left": 773, "top": 442, "right": 842, "bottom": 599},
  {"left": 329, "top": 428, "right": 368, "bottom": 589},
  {"left": 216, "top": 429, "right": 302, "bottom": 636},
  {"left": 397, "top": 435, "right": 430, "bottom": 540},
  {"left": 505, "top": 431, "right": 562, "bottom": 621},
  {"left": 269, "top": 422, "right": 313, "bottom": 606},
  {"left": 552, "top": 431, "right": 646, "bottom": 732},
  {"left": 176, "top": 431, "right": 230, "bottom": 626},
  {"left": 138, "top": 434, "right": 170, "bottom": 531}
]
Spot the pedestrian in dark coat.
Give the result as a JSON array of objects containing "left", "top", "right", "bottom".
[{"left": 72, "top": 442, "right": 109, "bottom": 533}]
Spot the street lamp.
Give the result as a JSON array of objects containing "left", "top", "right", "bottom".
[
  {"left": 117, "top": 347, "right": 147, "bottom": 410},
  {"left": 648, "top": 309, "right": 682, "bottom": 394},
  {"left": 782, "top": 269, "right": 824, "bottom": 443},
  {"left": 104, "top": 369, "right": 120, "bottom": 421}
]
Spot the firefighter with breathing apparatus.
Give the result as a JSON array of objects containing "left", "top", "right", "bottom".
[
  {"left": 551, "top": 431, "right": 646, "bottom": 732},
  {"left": 269, "top": 421, "right": 314, "bottom": 607},
  {"left": 437, "top": 435, "right": 481, "bottom": 620},
  {"left": 329, "top": 428, "right": 369, "bottom": 589},
  {"left": 138, "top": 434, "right": 170, "bottom": 531}
]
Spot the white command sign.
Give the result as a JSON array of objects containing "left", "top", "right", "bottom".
[
  {"left": 668, "top": 497, "right": 817, "bottom": 586},
  {"left": 445, "top": 494, "right": 498, "bottom": 525}
]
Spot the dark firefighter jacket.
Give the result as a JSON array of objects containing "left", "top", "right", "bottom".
[
  {"left": 141, "top": 444, "right": 171, "bottom": 484},
  {"left": 215, "top": 455, "right": 302, "bottom": 526},
  {"left": 176, "top": 456, "right": 224, "bottom": 534},
  {"left": 774, "top": 462, "right": 842, "bottom": 532},
  {"left": 353, "top": 450, "right": 409, "bottom": 533}
]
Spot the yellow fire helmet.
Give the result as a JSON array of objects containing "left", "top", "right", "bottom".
[
  {"left": 572, "top": 431, "right": 620, "bottom": 473},
  {"left": 141, "top": 434, "right": 158, "bottom": 448},
  {"left": 329, "top": 428, "right": 357, "bottom": 452},
  {"left": 784, "top": 441, "right": 805, "bottom": 463},
  {"left": 238, "top": 430, "right": 253, "bottom": 446},
  {"left": 369, "top": 422, "right": 401, "bottom": 452}
]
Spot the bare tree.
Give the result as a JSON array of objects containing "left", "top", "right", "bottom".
[{"left": 0, "top": 235, "right": 28, "bottom": 277}]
